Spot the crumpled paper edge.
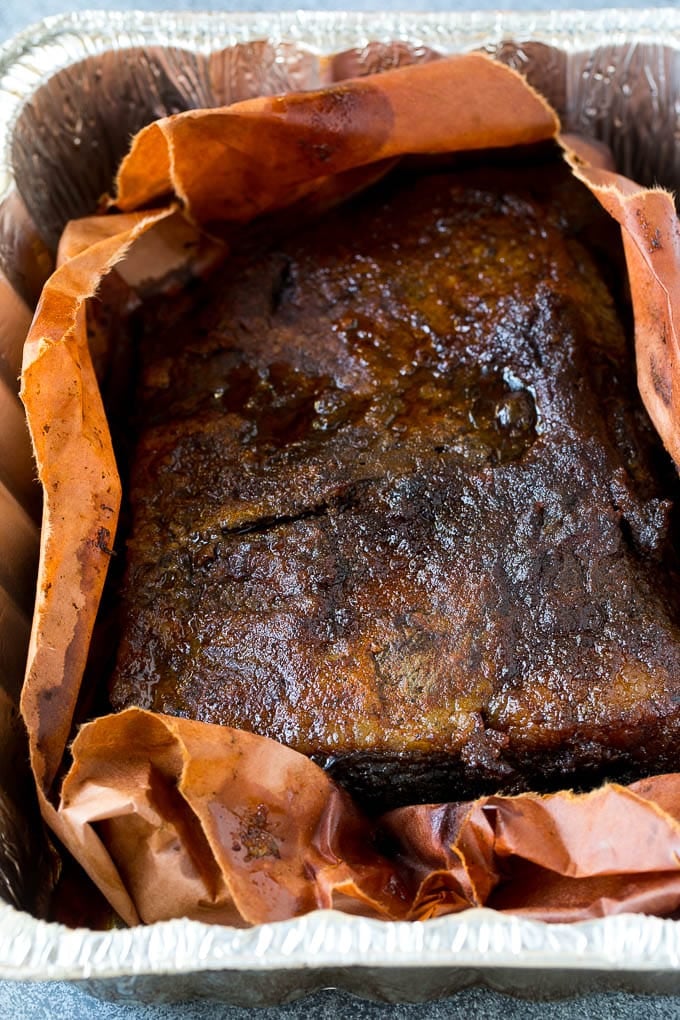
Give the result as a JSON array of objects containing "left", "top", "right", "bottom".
[{"left": 17, "top": 54, "right": 680, "bottom": 929}]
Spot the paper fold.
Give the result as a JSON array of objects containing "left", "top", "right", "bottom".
[{"left": 18, "top": 54, "right": 680, "bottom": 927}]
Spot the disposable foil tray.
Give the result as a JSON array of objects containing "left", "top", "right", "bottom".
[{"left": 1, "top": 8, "right": 680, "bottom": 1006}]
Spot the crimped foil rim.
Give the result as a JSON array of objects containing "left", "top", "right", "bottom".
[
  {"left": 3, "top": 7, "right": 680, "bottom": 985},
  {"left": 2, "top": 905, "right": 680, "bottom": 981},
  {"left": 2, "top": 7, "right": 680, "bottom": 201}
]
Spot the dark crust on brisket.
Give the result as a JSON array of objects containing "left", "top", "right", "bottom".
[{"left": 109, "top": 159, "right": 680, "bottom": 811}]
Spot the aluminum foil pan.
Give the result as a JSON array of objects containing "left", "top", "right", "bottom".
[{"left": 2, "top": 7, "right": 680, "bottom": 1005}]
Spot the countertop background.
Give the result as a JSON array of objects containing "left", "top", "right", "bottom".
[{"left": 2, "top": 0, "right": 680, "bottom": 1016}]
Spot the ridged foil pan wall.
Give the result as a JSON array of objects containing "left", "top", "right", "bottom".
[{"left": 2, "top": 8, "right": 680, "bottom": 1005}]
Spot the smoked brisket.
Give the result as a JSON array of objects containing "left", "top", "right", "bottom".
[{"left": 109, "top": 158, "right": 680, "bottom": 810}]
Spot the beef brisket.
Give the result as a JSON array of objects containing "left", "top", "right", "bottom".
[{"left": 109, "top": 158, "right": 680, "bottom": 810}]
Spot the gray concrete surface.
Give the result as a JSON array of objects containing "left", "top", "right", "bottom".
[{"left": 2, "top": 984, "right": 680, "bottom": 1019}]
